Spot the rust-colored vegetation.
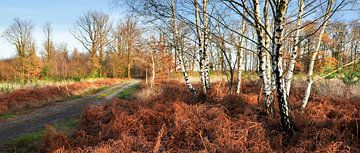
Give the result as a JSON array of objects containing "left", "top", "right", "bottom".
[
  {"left": 43, "top": 81, "right": 359, "bottom": 152},
  {"left": 0, "top": 78, "right": 122, "bottom": 114}
]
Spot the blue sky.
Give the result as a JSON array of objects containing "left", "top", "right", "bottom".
[
  {"left": 0, "top": 1, "right": 358, "bottom": 59},
  {"left": 0, "top": 0, "right": 125, "bottom": 59}
]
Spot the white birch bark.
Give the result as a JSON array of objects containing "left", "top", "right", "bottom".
[
  {"left": 253, "top": 0, "right": 274, "bottom": 114},
  {"left": 272, "top": 0, "right": 296, "bottom": 133},
  {"left": 302, "top": 0, "right": 334, "bottom": 110},
  {"left": 285, "top": 0, "right": 305, "bottom": 96},
  {"left": 263, "top": 0, "right": 275, "bottom": 114},
  {"left": 202, "top": 0, "right": 211, "bottom": 90},
  {"left": 236, "top": 0, "right": 247, "bottom": 94},
  {"left": 172, "top": 0, "right": 196, "bottom": 94},
  {"left": 194, "top": 0, "right": 207, "bottom": 93}
]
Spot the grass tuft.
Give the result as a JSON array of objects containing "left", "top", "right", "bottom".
[
  {"left": 0, "top": 113, "right": 14, "bottom": 119},
  {"left": 117, "top": 83, "right": 140, "bottom": 99},
  {"left": 2, "top": 118, "right": 79, "bottom": 153}
]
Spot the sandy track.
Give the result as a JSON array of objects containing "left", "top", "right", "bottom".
[{"left": 0, "top": 80, "right": 141, "bottom": 144}]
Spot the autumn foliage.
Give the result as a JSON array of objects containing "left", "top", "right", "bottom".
[{"left": 42, "top": 81, "right": 359, "bottom": 152}]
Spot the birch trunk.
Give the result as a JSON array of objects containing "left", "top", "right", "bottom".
[
  {"left": 194, "top": 0, "right": 207, "bottom": 93},
  {"left": 172, "top": 0, "right": 196, "bottom": 94},
  {"left": 263, "top": 0, "right": 275, "bottom": 114},
  {"left": 285, "top": 0, "right": 305, "bottom": 96},
  {"left": 253, "top": 0, "right": 274, "bottom": 114},
  {"left": 235, "top": 40, "right": 245, "bottom": 94},
  {"left": 272, "top": 0, "right": 296, "bottom": 133},
  {"left": 302, "top": 0, "right": 333, "bottom": 110},
  {"left": 203, "top": 0, "right": 210, "bottom": 90},
  {"left": 236, "top": 0, "right": 247, "bottom": 94}
]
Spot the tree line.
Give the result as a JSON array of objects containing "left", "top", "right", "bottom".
[{"left": 0, "top": 12, "right": 173, "bottom": 83}]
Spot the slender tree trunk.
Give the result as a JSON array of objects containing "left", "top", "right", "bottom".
[
  {"left": 203, "top": 0, "right": 211, "bottom": 90},
  {"left": 272, "top": 0, "right": 296, "bottom": 133},
  {"left": 302, "top": 0, "right": 333, "bottom": 110},
  {"left": 235, "top": 45, "right": 244, "bottom": 94},
  {"left": 194, "top": 0, "right": 207, "bottom": 93},
  {"left": 99, "top": 34, "right": 104, "bottom": 77},
  {"left": 253, "top": 0, "right": 274, "bottom": 115},
  {"left": 172, "top": 0, "right": 196, "bottom": 94},
  {"left": 236, "top": 0, "right": 247, "bottom": 94},
  {"left": 90, "top": 46, "right": 98, "bottom": 77},
  {"left": 145, "top": 68, "right": 148, "bottom": 85},
  {"left": 150, "top": 48, "right": 156, "bottom": 88},
  {"left": 127, "top": 52, "right": 131, "bottom": 79},
  {"left": 263, "top": 0, "right": 275, "bottom": 114},
  {"left": 285, "top": 0, "right": 305, "bottom": 96}
]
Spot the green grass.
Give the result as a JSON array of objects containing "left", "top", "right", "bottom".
[
  {"left": 117, "top": 83, "right": 140, "bottom": 99},
  {"left": 53, "top": 118, "right": 79, "bottom": 135},
  {"left": 2, "top": 118, "right": 79, "bottom": 153},
  {"left": 85, "top": 86, "right": 110, "bottom": 95},
  {"left": 0, "top": 113, "right": 15, "bottom": 119},
  {"left": 96, "top": 86, "right": 120, "bottom": 98},
  {"left": 5, "top": 129, "right": 44, "bottom": 153}
]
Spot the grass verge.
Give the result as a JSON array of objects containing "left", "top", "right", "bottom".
[
  {"left": 0, "top": 113, "right": 15, "bottom": 119},
  {"left": 1, "top": 118, "right": 79, "bottom": 153},
  {"left": 117, "top": 83, "right": 140, "bottom": 99}
]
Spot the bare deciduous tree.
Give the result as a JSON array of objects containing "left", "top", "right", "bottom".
[
  {"left": 2, "top": 18, "right": 34, "bottom": 79},
  {"left": 72, "top": 10, "right": 110, "bottom": 77},
  {"left": 42, "top": 22, "right": 55, "bottom": 77}
]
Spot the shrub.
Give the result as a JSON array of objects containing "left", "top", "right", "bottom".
[
  {"left": 341, "top": 70, "right": 359, "bottom": 85},
  {"left": 315, "top": 57, "right": 338, "bottom": 74}
]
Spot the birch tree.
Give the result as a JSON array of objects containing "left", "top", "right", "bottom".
[
  {"left": 235, "top": 0, "right": 248, "bottom": 94},
  {"left": 172, "top": 0, "right": 196, "bottom": 94},
  {"left": 271, "top": 0, "right": 296, "bottom": 133},
  {"left": 194, "top": 0, "right": 208, "bottom": 93},
  {"left": 302, "top": 0, "right": 334, "bottom": 110},
  {"left": 252, "top": 0, "right": 274, "bottom": 114},
  {"left": 284, "top": 0, "right": 305, "bottom": 96}
]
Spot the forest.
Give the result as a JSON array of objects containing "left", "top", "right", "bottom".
[{"left": 0, "top": 0, "right": 359, "bottom": 152}]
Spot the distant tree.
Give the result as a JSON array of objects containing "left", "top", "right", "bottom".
[
  {"left": 72, "top": 10, "right": 110, "bottom": 77},
  {"left": 2, "top": 18, "right": 34, "bottom": 80},
  {"left": 95, "top": 13, "right": 111, "bottom": 77},
  {"left": 42, "top": 22, "right": 55, "bottom": 78},
  {"left": 116, "top": 17, "right": 142, "bottom": 79}
]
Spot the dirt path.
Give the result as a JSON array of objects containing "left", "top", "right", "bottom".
[{"left": 0, "top": 80, "right": 141, "bottom": 144}]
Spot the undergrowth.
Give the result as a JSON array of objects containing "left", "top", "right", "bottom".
[
  {"left": 0, "top": 78, "right": 122, "bottom": 114},
  {"left": 41, "top": 81, "right": 359, "bottom": 152}
]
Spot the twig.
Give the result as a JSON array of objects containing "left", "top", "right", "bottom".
[
  {"left": 199, "top": 130, "right": 208, "bottom": 153},
  {"left": 153, "top": 124, "right": 166, "bottom": 153}
]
